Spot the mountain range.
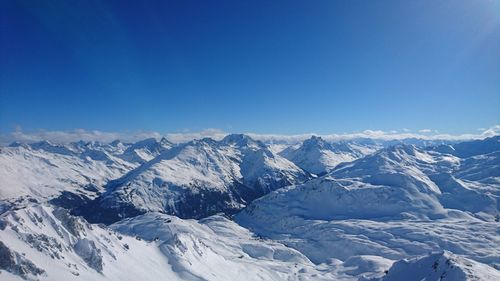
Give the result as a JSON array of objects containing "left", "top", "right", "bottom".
[{"left": 1, "top": 134, "right": 498, "bottom": 280}]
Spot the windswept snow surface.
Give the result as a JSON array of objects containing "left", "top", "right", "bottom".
[{"left": 1, "top": 135, "right": 499, "bottom": 280}]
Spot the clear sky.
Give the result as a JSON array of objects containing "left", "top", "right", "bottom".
[{"left": 1, "top": 0, "right": 499, "bottom": 135}]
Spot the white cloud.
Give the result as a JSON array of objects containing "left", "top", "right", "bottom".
[
  {"left": 246, "top": 125, "right": 500, "bottom": 143},
  {"left": 1, "top": 125, "right": 498, "bottom": 146},
  {"left": 165, "top": 128, "right": 227, "bottom": 143},
  {"left": 0, "top": 128, "right": 161, "bottom": 145},
  {"left": 418, "top": 129, "right": 432, "bottom": 133}
]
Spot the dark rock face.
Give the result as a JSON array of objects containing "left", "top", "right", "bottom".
[
  {"left": 0, "top": 241, "right": 46, "bottom": 279},
  {"left": 74, "top": 180, "right": 264, "bottom": 224},
  {"left": 73, "top": 238, "right": 103, "bottom": 273},
  {"left": 74, "top": 165, "right": 305, "bottom": 225},
  {"left": 73, "top": 198, "right": 146, "bottom": 225},
  {"left": 49, "top": 191, "right": 94, "bottom": 212},
  {"left": 52, "top": 208, "right": 87, "bottom": 237}
]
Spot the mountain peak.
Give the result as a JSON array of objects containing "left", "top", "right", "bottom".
[
  {"left": 221, "top": 134, "right": 262, "bottom": 148},
  {"left": 297, "top": 136, "right": 332, "bottom": 153},
  {"left": 280, "top": 136, "right": 362, "bottom": 174},
  {"left": 110, "top": 139, "right": 123, "bottom": 146},
  {"left": 159, "top": 137, "right": 172, "bottom": 146},
  {"left": 387, "top": 143, "right": 419, "bottom": 155}
]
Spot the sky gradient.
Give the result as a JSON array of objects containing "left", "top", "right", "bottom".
[{"left": 1, "top": 0, "right": 499, "bottom": 135}]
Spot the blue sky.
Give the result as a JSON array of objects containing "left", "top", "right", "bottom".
[{"left": 1, "top": 0, "right": 499, "bottom": 135}]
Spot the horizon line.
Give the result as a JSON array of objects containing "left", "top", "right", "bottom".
[{"left": 1, "top": 125, "right": 499, "bottom": 145}]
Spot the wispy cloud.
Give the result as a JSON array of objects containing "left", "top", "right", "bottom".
[
  {"left": 165, "top": 129, "right": 227, "bottom": 143},
  {"left": 248, "top": 125, "right": 500, "bottom": 143},
  {"left": 0, "top": 128, "right": 161, "bottom": 145},
  {"left": 1, "top": 125, "right": 499, "bottom": 146}
]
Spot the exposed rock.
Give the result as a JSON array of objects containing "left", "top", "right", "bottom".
[{"left": 0, "top": 241, "right": 45, "bottom": 279}]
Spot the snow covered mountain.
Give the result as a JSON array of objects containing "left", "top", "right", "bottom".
[
  {"left": 235, "top": 138, "right": 500, "bottom": 275},
  {"left": 430, "top": 135, "right": 500, "bottom": 158},
  {"left": 1, "top": 134, "right": 499, "bottom": 280},
  {"left": 0, "top": 141, "right": 137, "bottom": 201},
  {"left": 78, "top": 134, "right": 310, "bottom": 223},
  {"left": 280, "top": 136, "right": 375, "bottom": 175},
  {"left": 118, "top": 137, "right": 172, "bottom": 164},
  {"left": 239, "top": 143, "right": 498, "bottom": 223},
  {"left": 237, "top": 138, "right": 499, "bottom": 223}
]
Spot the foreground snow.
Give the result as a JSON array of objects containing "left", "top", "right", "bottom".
[
  {"left": 2, "top": 204, "right": 497, "bottom": 281},
  {"left": 0, "top": 204, "right": 177, "bottom": 280},
  {"left": 0, "top": 204, "right": 350, "bottom": 280}
]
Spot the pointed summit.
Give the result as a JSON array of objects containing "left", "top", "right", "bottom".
[
  {"left": 119, "top": 138, "right": 172, "bottom": 164},
  {"left": 221, "top": 134, "right": 262, "bottom": 148}
]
